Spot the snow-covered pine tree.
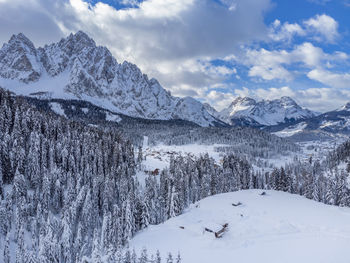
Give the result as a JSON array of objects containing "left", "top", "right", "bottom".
[
  {"left": 166, "top": 253, "right": 174, "bottom": 263},
  {"left": 138, "top": 248, "right": 148, "bottom": 263},
  {"left": 155, "top": 250, "right": 162, "bottom": 263},
  {"left": 3, "top": 232, "right": 10, "bottom": 263}
]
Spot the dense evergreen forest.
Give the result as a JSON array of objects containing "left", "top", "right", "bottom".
[
  {"left": 0, "top": 88, "right": 349, "bottom": 262},
  {"left": 0, "top": 88, "right": 178, "bottom": 262}
]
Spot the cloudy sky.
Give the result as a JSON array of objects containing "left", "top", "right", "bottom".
[{"left": 1, "top": 0, "right": 350, "bottom": 112}]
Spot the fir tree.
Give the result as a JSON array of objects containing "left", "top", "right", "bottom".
[{"left": 3, "top": 232, "right": 10, "bottom": 263}]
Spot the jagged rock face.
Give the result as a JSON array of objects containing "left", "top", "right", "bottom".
[
  {"left": 39, "top": 32, "right": 118, "bottom": 82},
  {"left": 219, "top": 96, "right": 317, "bottom": 126},
  {"left": 0, "top": 31, "right": 219, "bottom": 127},
  {"left": 107, "top": 61, "right": 175, "bottom": 119},
  {"left": 0, "top": 33, "right": 42, "bottom": 83}
]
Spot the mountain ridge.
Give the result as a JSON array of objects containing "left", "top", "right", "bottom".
[
  {"left": 216, "top": 96, "right": 318, "bottom": 127},
  {"left": 0, "top": 31, "right": 221, "bottom": 127}
]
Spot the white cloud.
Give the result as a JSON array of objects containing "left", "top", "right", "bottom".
[
  {"left": 200, "top": 61, "right": 237, "bottom": 77},
  {"left": 239, "top": 48, "right": 293, "bottom": 81},
  {"left": 296, "top": 87, "right": 350, "bottom": 112},
  {"left": 304, "top": 14, "right": 339, "bottom": 43},
  {"left": 307, "top": 68, "right": 350, "bottom": 89},
  {"left": 233, "top": 42, "right": 348, "bottom": 82},
  {"left": 205, "top": 89, "right": 236, "bottom": 111},
  {"left": 291, "top": 42, "right": 347, "bottom": 68},
  {"left": 268, "top": 14, "right": 340, "bottom": 44},
  {"left": 269, "top": 19, "right": 305, "bottom": 43},
  {"left": 254, "top": 86, "right": 296, "bottom": 99},
  {"left": 62, "top": 0, "right": 270, "bottom": 66}
]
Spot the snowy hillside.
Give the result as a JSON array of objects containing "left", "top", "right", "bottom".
[
  {"left": 0, "top": 31, "right": 219, "bottom": 127},
  {"left": 218, "top": 96, "right": 317, "bottom": 127},
  {"left": 130, "top": 190, "right": 350, "bottom": 263},
  {"left": 272, "top": 122, "right": 308, "bottom": 138}
]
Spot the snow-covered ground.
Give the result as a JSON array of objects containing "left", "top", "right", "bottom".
[
  {"left": 49, "top": 102, "right": 66, "bottom": 118},
  {"left": 272, "top": 122, "right": 307, "bottom": 138},
  {"left": 130, "top": 190, "right": 350, "bottom": 263},
  {"left": 105, "top": 112, "right": 122, "bottom": 123}
]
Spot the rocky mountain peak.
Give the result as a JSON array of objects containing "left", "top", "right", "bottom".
[
  {"left": 231, "top": 96, "right": 256, "bottom": 107},
  {"left": 8, "top": 33, "right": 36, "bottom": 51},
  {"left": 120, "top": 61, "right": 144, "bottom": 80},
  {"left": 279, "top": 96, "right": 298, "bottom": 107},
  {"left": 67, "top": 30, "right": 96, "bottom": 48},
  {"left": 0, "top": 31, "right": 220, "bottom": 127},
  {"left": 0, "top": 32, "right": 41, "bottom": 83}
]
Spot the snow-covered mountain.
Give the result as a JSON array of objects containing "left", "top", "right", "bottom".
[
  {"left": 305, "top": 102, "right": 350, "bottom": 134},
  {"left": 0, "top": 31, "right": 220, "bottom": 127},
  {"left": 265, "top": 101, "right": 350, "bottom": 140},
  {"left": 218, "top": 96, "right": 317, "bottom": 127}
]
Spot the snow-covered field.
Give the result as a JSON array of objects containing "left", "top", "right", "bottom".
[{"left": 130, "top": 190, "right": 350, "bottom": 263}]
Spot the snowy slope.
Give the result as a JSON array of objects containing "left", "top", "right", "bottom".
[
  {"left": 272, "top": 122, "right": 308, "bottom": 138},
  {"left": 219, "top": 96, "right": 317, "bottom": 126},
  {"left": 130, "top": 190, "right": 350, "bottom": 263},
  {"left": 203, "top": 102, "right": 221, "bottom": 119},
  {"left": 0, "top": 32, "right": 219, "bottom": 127}
]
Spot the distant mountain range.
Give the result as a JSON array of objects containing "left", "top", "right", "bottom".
[
  {"left": 205, "top": 96, "right": 317, "bottom": 127},
  {"left": 266, "top": 102, "right": 350, "bottom": 140},
  {"left": 0, "top": 31, "right": 349, "bottom": 139}
]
